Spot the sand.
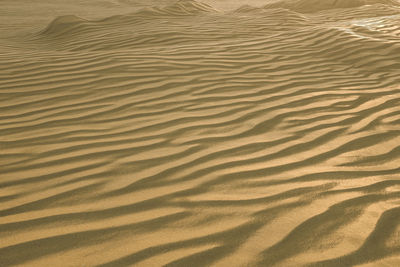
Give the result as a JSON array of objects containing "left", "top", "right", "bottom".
[{"left": 1, "top": 0, "right": 400, "bottom": 266}]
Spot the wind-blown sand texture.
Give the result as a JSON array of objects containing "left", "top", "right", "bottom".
[{"left": 1, "top": 0, "right": 400, "bottom": 266}]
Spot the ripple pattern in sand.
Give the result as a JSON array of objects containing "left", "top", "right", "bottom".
[{"left": 1, "top": 1, "right": 400, "bottom": 266}]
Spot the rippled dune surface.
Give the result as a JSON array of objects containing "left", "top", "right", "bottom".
[{"left": 1, "top": 0, "right": 400, "bottom": 266}]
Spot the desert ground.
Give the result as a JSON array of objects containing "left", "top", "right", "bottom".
[{"left": 1, "top": 0, "right": 400, "bottom": 266}]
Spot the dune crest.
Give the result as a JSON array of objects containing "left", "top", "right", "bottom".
[
  {"left": 264, "top": 0, "right": 400, "bottom": 13},
  {"left": 40, "top": 15, "right": 88, "bottom": 36}
]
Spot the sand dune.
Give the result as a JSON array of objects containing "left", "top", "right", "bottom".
[
  {"left": 1, "top": 0, "right": 400, "bottom": 266},
  {"left": 264, "top": 0, "right": 400, "bottom": 13}
]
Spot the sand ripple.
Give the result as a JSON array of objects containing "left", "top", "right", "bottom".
[{"left": 1, "top": 0, "right": 400, "bottom": 266}]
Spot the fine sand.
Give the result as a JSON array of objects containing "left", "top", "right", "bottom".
[{"left": 1, "top": 0, "right": 400, "bottom": 266}]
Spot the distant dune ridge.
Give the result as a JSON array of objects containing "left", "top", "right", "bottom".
[
  {"left": 264, "top": 0, "right": 400, "bottom": 13},
  {"left": 1, "top": 0, "right": 400, "bottom": 266}
]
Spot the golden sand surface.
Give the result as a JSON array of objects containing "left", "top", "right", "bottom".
[{"left": 1, "top": 0, "right": 400, "bottom": 266}]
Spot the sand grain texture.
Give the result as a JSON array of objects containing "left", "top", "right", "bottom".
[{"left": 1, "top": 0, "right": 400, "bottom": 266}]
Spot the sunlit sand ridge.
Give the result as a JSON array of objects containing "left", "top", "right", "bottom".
[{"left": 1, "top": 0, "right": 400, "bottom": 266}]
